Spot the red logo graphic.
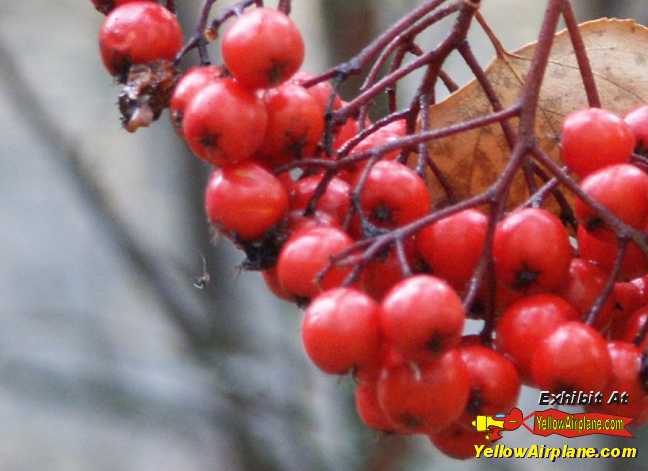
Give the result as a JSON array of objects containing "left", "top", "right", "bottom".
[{"left": 472, "top": 407, "right": 634, "bottom": 442}]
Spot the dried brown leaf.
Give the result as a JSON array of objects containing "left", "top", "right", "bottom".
[{"left": 424, "top": 19, "right": 648, "bottom": 206}]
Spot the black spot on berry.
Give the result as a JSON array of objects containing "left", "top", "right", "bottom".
[
  {"left": 467, "top": 389, "right": 483, "bottom": 415},
  {"left": 586, "top": 217, "right": 605, "bottom": 232},
  {"left": 399, "top": 412, "right": 422, "bottom": 430},
  {"left": 513, "top": 267, "right": 539, "bottom": 290}
]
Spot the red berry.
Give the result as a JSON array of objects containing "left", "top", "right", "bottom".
[
  {"left": 377, "top": 350, "right": 470, "bottom": 434},
  {"left": 362, "top": 240, "right": 418, "bottom": 302},
  {"left": 558, "top": 258, "right": 615, "bottom": 330},
  {"left": 204, "top": 162, "right": 288, "bottom": 240},
  {"left": 380, "top": 275, "right": 465, "bottom": 359},
  {"left": 355, "top": 381, "right": 396, "bottom": 432},
  {"left": 493, "top": 208, "right": 572, "bottom": 293},
  {"left": 575, "top": 164, "right": 648, "bottom": 240},
  {"left": 495, "top": 294, "right": 576, "bottom": 381},
  {"left": 621, "top": 307, "right": 648, "bottom": 350},
  {"left": 457, "top": 343, "right": 521, "bottom": 426},
  {"left": 221, "top": 7, "right": 304, "bottom": 89},
  {"left": 416, "top": 209, "right": 488, "bottom": 291},
  {"left": 276, "top": 227, "right": 353, "bottom": 299},
  {"left": 561, "top": 108, "right": 634, "bottom": 177},
  {"left": 588, "top": 342, "right": 648, "bottom": 425},
  {"left": 302, "top": 288, "right": 381, "bottom": 374},
  {"left": 258, "top": 83, "right": 324, "bottom": 166},
  {"left": 608, "top": 282, "right": 645, "bottom": 338},
  {"left": 289, "top": 175, "right": 350, "bottom": 225},
  {"left": 170, "top": 66, "right": 225, "bottom": 132},
  {"left": 429, "top": 423, "right": 490, "bottom": 460},
  {"left": 625, "top": 105, "right": 648, "bottom": 150},
  {"left": 99, "top": 2, "right": 183, "bottom": 77},
  {"left": 285, "top": 210, "right": 338, "bottom": 238},
  {"left": 292, "top": 72, "right": 342, "bottom": 112},
  {"left": 577, "top": 224, "right": 648, "bottom": 280},
  {"left": 354, "top": 161, "right": 430, "bottom": 235},
  {"left": 333, "top": 117, "right": 361, "bottom": 151},
  {"left": 531, "top": 321, "right": 612, "bottom": 392},
  {"left": 347, "top": 121, "right": 406, "bottom": 177},
  {"left": 183, "top": 78, "right": 268, "bottom": 166},
  {"left": 354, "top": 343, "right": 406, "bottom": 384}
]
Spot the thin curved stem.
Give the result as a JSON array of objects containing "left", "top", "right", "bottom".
[
  {"left": 562, "top": 1, "right": 601, "bottom": 108},
  {"left": 585, "top": 239, "right": 628, "bottom": 325}
]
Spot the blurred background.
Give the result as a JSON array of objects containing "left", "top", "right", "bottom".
[{"left": 0, "top": 0, "right": 646, "bottom": 470}]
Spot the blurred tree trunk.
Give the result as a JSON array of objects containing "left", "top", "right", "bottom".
[{"left": 320, "top": 0, "right": 381, "bottom": 110}]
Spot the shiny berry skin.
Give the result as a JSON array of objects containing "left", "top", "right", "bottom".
[
  {"left": 495, "top": 294, "right": 576, "bottom": 381},
  {"left": 429, "top": 423, "right": 490, "bottom": 460},
  {"left": 355, "top": 161, "right": 430, "bottom": 235},
  {"left": 416, "top": 209, "right": 487, "bottom": 291},
  {"left": 170, "top": 66, "right": 225, "bottom": 132},
  {"left": 276, "top": 227, "right": 353, "bottom": 299},
  {"left": 258, "top": 83, "right": 324, "bottom": 165},
  {"left": 631, "top": 275, "right": 648, "bottom": 305},
  {"left": 577, "top": 224, "right": 648, "bottom": 280},
  {"left": 290, "top": 175, "right": 350, "bottom": 226},
  {"left": 182, "top": 78, "right": 268, "bottom": 166},
  {"left": 99, "top": 2, "right": 183, "bottom": 77},
  {"left": 355, "top": 381, "right": 396, "bottom": 432},
  {"left": 493, "top": 208, "right": 572, "bottom": 293},
  {"left": 621, "top": 307, "right": 648, "bottom": 350},
  {"left": 589, "top": 342, "right": 648, "bottom": 425},
  {"left": 347, "top": 121, "right": 406, "bottom": 178},
  {"left": 92, "top": 0, "right": 151, "bottom": 15},
  {"left": 221, "top": 7, "right": 304, "bottom": 90},
  {"left": 561, "top": 108, "right": 635, "bottom": 177},
  {"left": 575, "top": 164, "right": 648, "bottom": 240},
  {"left": 625, "top": 105, "right": 648, "bottom": 150},
  {"left": 302, "top": 288, "right": 381, "bottom": 374},
  {"left": 204, "top": 162, "right": 288, "bottom": 241},
  {"left": 333, "top": 117, "right": 361, "bottom": 151},
  {"left": 457, "top": 343, "right": 521, "bottom": 426},
  {"left": 285, "top": 210, "right": 338, "bottom": 239},
  {"left": 380, "top": 275, "right": 465, "bottom": 359},
  {"left": 531, "top": 321, "right": 612, "bottom": 392},
  {"left": 354, "top": 343, "right": 406, "bottom": 385},
  {"left": 291, "top": 72, "right": 342, "bottom": 112},
  {"left": 608, "top": 281, "right": 644, "bottom": 338},
  {"left": 378, "top": 350, "right": 470, "bottom": 434},
  {"left": 558, "top": 258, "right": 615, "bottom": 329}
]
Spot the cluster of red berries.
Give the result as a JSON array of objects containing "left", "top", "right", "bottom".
[{"left": 90, "top": 1, "right": 648, "bottom": 460}]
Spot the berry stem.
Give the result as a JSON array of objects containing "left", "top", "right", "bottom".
[
  {"left": 438, "top": 70, "right": 459, "bottom": 93},
  {"left": 277, "top": 0, "right": 291, "bottom": 15},
  {"left": 331, "top": 1, "right": 479, "bottom": 124},
  {"left": 561, "top": 1, "right": 602, "bottom": 108},
  {"left": 301, "top": 0, "right": 451, "bottom": 88},
  {"left": 359, "top": 3, "right": 461, "bottom": 96},
  {"left": 174, "top": 0, "right": 219, "bottom": 66},
  {"left": 635, "top": 313, "right": 648, "bottom": 347},
  {"left": 585, "top": 238, "right": 628, "bottom": 325},
  {"left": 276, "top": 106, "right": 521, "bottom": 174}
]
